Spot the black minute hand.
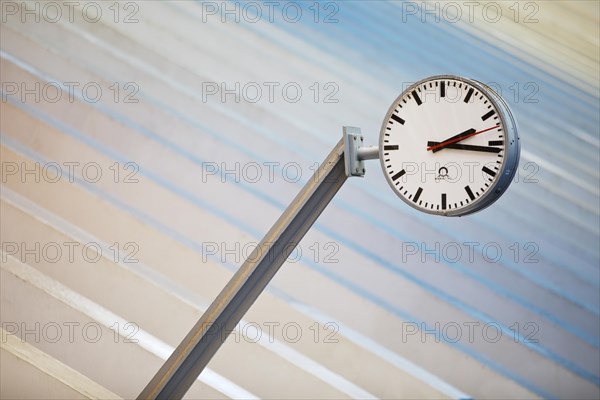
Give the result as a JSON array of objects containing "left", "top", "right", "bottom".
[
  {"left": 426, "top": 141, "right": 501, "bottom": 153},
  {"left": 427, "top": 125, "right": 499, "bottom": 153}
]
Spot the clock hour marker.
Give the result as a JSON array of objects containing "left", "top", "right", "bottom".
[
  {"left": 464, "top": 88, "right": 474, "bottom": 103},
  {"left": 482, "top": 110, "right": 496, "bottom": 121},
  {"left": 384, "top": 145, "right": 399, "bottom": 151},
  {"left": 440, "top": 81, "right": 445, "bottom": 98},
  {"left": 465, "top": 185, "right": 475, "bottom": 201},
  {"left": 441, "top": 193, "right": 447, "bottom": 210},
  {"left": 392, "top": 169, "right": 406, "bottom": 181},
  {"left": 413, "top": 187, "right": 423, "bottom": 203},
  {"left": 488, "top": 140, "right": 503, "bottom": 146},
  {"left": 412, "top": 90, "right": 422, "bottom": 105},
  {"left": 482, "top": 166, "right": 496, "bottom": 177},
  {"left": 390, "top": 114, "right": 405, "bottom": 125}
]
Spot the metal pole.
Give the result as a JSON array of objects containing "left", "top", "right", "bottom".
[{"left": 139, "top": 135, "right": 353, "bottom": 399}]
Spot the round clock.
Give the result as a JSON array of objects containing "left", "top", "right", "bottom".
[{"left": 379, "top": 75, "right": 520, "bottom": 216}]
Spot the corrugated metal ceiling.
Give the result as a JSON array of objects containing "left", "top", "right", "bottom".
[{"left": 1, "top": 1, "right": 599, "bottom": 398}]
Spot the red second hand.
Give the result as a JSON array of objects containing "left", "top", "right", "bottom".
[{"left": 427, "top": 125, "right": 499, "bottom": 151}]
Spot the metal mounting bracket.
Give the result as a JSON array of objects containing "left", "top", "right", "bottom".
[
  {"left": 343, "top": 126, "right": 366, "bottom": 177},
  {"left": 343, "top": 126, "right": 380, "bottom": 177}
]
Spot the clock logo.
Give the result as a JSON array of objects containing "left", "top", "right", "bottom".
[{"left": 435, "top": 166, "right": 451, "bottom": 182}]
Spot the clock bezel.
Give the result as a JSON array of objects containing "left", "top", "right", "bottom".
[{"left": 378, "top": 75, "right": 520, "bottom": 217}]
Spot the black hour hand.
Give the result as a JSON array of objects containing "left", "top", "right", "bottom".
[{"left": 427, "top": 128, "right": 475, "bottom": 152}]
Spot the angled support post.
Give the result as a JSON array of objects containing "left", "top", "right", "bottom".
[{"left": 139, "top": 127, "right": 377, "bottom": 399}]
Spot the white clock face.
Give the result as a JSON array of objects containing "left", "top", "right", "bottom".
[{"left": 379, "top": 76, "right": 519, "bottom": 216}]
